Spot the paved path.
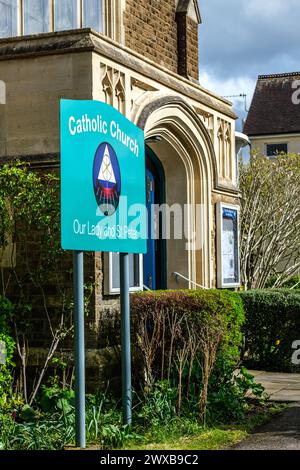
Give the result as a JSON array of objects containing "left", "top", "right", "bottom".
[
  {"left": 234, "top": 402, "right": 300, "bottom": 450},
  {"left": 249, "top": 370, "right": 300, "bottom": 401}
]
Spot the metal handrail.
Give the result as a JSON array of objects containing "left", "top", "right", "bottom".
[
  {"left": 172, "top": 272, "right": 208, "bottom": 290},
  {"left": 143, "top": 284, "right": 152, "bottom": 291}
]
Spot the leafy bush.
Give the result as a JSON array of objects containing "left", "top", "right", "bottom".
[
  {"left": 38, "top": 381, "right": 75, "bottom": 414},
  {"left": 208, "top": 359, "right": 266, "bottom": 423},
  {"left": 131, "top": 289, "right": 245, "bottom": 422},
  {"left": 240, "top": 289, "right": 300, "bottom": 372},
  {"left": 0, "top": 296, "right": 23, "bottom": 413},
  {"left": 0, "top": 162, "right": 74, "bottom": 405}
]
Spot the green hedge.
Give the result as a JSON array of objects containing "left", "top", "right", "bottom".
[
  {"left": 131, "top": 289, "right": 245, "bottom": 386},
  {"left": 131, "top": 289, "right": 300, "bottom": 377},
  {"left": 266, "top": 275, "right": 300, "bottom": 289},
  {"left": 240, "top": 289, "right": 300, "bottom": 372}
]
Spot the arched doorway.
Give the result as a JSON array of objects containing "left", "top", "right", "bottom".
[
  {"left": 134, "top": 96, "right": 218, "bottom": 289},
  {"left": 143, "top": 145, "right": 167, "bottom": 290}
]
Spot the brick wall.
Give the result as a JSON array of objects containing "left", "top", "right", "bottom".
[
  {"left": 124, "top": 0, "right": 199, "bottom": 79},
  {"left": 176, "top": 11, "right": 199, "bottom": 80},
  {"left": 186, "top": 17, "right": 199, "bottom": 80},
  {"left": 124, "top": 0, "right": 178, "bottom": 73}
]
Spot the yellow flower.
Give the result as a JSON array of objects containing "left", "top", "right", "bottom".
[{"left": 275, "top": 339, "right": 281, "bottom": 346}]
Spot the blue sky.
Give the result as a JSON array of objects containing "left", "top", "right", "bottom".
[{"left": 199, "top": 0, "right": 300, "bottom": 131}]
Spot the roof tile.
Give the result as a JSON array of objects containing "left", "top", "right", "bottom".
[{"left": 244, "top": 72, "right": 300, "bottom": 136}]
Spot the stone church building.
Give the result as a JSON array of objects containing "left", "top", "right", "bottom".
[{"left": 0, "top": 1, "right": 240, "bottom": 384}]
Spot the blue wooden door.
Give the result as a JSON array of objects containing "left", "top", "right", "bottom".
[{"left": 143, "top": 169, "right": 156, "bottom": 290}]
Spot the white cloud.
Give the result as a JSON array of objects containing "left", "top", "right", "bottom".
[
  {"left": 200, "top": 0, "right": 300, "bottom": 80},
  {"left": 243, "top": 0, "right": 298, "bottom": 18},
  {"left": 199, "top": 70, "right": 256, "bottom": 131},
  {"left": 199, "top": 70, "right": 255, "bottom": 105},
  {"left": 199, "top": 0, "right": 300, "bottom": 131}
]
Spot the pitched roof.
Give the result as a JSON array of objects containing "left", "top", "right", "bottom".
[{"left": 243, "top": 72, "right": 300, "bottom": 136}]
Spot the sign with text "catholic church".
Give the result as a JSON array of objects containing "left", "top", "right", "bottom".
[{"left": 60, "top": 99, "right": 147, "bottom": 254}]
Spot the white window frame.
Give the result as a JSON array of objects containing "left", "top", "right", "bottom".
[
  {"left": 103, "top": 0, "right": 122, "bottom": 42},
  {"left": 104, "top": 252, "right": 144, "bottom": 295},
  {"left": 217, "top": 202, "right": 241, "bottom": 289}
]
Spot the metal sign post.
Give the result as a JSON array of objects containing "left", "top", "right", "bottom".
[
  {"left": 73, "top": 250, "right": 86, "bottom": 448},
  {"left": 60, "top": 99, "right": 146, "bottom": 447},
  {"left": 120, "top": 253, "right": 132, "bottom": 425}
]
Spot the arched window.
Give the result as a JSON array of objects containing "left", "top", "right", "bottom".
[{"left": 0, "top": 1, "right": 121, "bottom": 39}]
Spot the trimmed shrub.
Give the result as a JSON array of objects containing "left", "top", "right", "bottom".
[
  {"left": 131, "top": 289, "right": 245, "bottom": 422},
  {"left": 240, "top": 289, "right": 300, "bottom": 372}
]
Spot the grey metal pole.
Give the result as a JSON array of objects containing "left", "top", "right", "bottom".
[
  {"left": 73, "top": 251, "right": 86, "bottom": 448},
  {"left": 120, "top": 252, "right": 132, "bottom": 425}
]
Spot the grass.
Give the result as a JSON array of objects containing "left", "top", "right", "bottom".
[
  {"left": 127, "top": 429, "right": 246, "bottom": 451},
  {"left": 123, "top": 403, "right": 287, "bottom": 451},
  {"left": 1, "top": 401, "right": 287, "bottom": 451}
]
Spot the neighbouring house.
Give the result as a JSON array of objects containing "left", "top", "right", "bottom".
[
  {"left": 0, "top": 0, "right": 240, "bottom": 387},
  {"left": 244, "top": 72, "right": 300, "bottom": 156}
]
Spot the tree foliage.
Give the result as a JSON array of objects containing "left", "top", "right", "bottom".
[
  {"left": 239, "top": 153, "right": 300, "bottom": 289},
  {"left": 0, "top": 162, "right": 73, "bottom": 404}
]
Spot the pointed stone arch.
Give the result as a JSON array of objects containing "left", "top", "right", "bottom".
[
  {"left": 135, "top": 95, "right": 218, "bottom": 288},
  {"left": 136, "top": 95, "right": 218, "bottom": 188}
]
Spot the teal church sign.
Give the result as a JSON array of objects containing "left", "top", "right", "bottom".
[{"left": 60, "top": 99, "right": 147, "bottom": 254}]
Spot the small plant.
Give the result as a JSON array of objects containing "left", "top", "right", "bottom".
[
  {"left": 137, "top": 381, "right": 177, "bottom": 427},
  {"left": 208, "top": 359, "right": 266, "bottom": 423},
  {"left": 38, "top": 380, "right": 75, "bottom": 414}
]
